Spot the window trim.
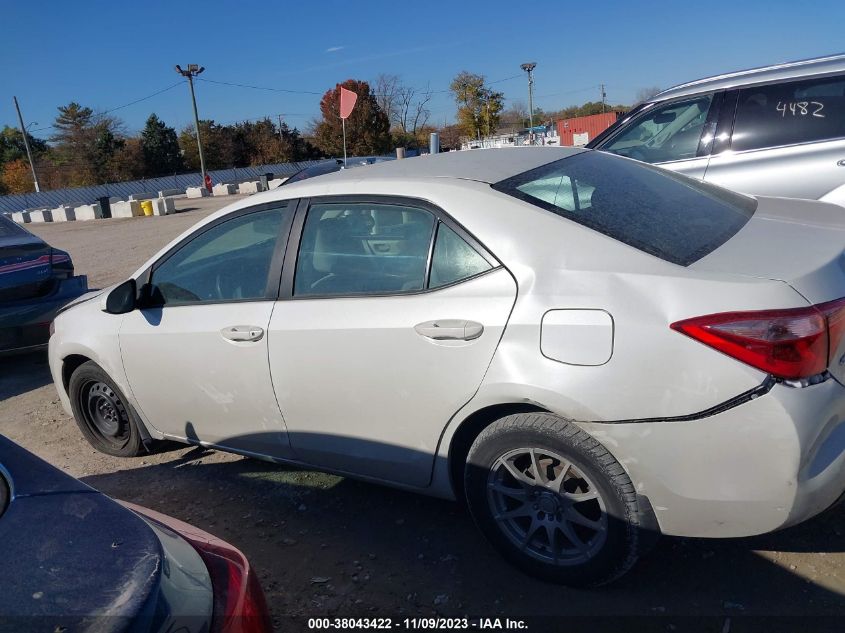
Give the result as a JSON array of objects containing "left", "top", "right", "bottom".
[
  {"left": 278, "top": 194, "right": 501, "bottom": 301},
  {"left": 137, "top": 201, "right": 295, "bottom": 309},
  {"left": 593, "top": 92, "right": 719, "bottom": 164}
]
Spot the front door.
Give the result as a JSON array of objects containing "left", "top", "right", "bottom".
[
  {"left": 120, "top": 203, "right": 294, "bottom": 458},
  {"left": 267, "top": 198, "right": 517, "bottom": 487}
]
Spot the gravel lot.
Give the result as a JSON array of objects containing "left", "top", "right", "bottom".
[{"left": 2, "top": 196, "right": 844, "bottom": 631}]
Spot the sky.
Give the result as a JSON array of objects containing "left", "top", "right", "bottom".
[{"left": 3, "top": 0, "right": 845, "bottom": 140}]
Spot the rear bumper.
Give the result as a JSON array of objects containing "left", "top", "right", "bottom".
[
  {"left": 580, "top": 376, "right": 845, "bottom": 538},
  {"left": 0, "top": 275, "right": 88, "bottom": 354}
]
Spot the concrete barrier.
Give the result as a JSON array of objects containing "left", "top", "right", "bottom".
[
  {"left": 30, "top": 209, "right": 54, "bottom": 223},
  {"left": 109, "top": 196, "right": 123, "bottom": 203},
  {"left": 51, "top": 206, "right": 76, "bottom": 222},
  {"left": 213, "top": 183, "right": 237, "bottom": 196},
  {"left": 237, "top": 181, "right": 266, "bottom": 195},
  {"left": 111, "top": 200, "right": 141, "bottom": 218},
  {"left": 151, "top": 198, "right": 176, "bottom": 216},
  {"left": 186, "top": 186, "right": 209, "bottom": 198},
  {"left": 268, "top": 178, "right": 287, "bottom": 189},
  {"left": 128, "top": 192, "right": 157, "bottom": 201},
  {"left": 73, "top": 203, "right": 103, "bottom": 221},
  {"left": 158, "top": 188, "right": 184, "bottom": 198},
  {"left": 11, "top": 211, "right": 28, "bottom": 224}
]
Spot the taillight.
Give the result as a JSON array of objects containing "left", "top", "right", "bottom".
[
  {"left": 190, "top": 539, "right": 272, "bottom": 633},
  {"left": 670, "top": 299, "right": 845, "bottom": 380}
]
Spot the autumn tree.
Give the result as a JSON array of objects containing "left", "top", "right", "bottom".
[
  {"left": 314, "top": 79, "right": 392, "bottom": 156},
  {"left": 141, "top": 114, "right": 183, "bottom": 176},
  {"left": 450, "top": 71, "right": 504, "bottom": 139},
  {"left": 1, "top": 159, "right": 35, "bottom": 193}
]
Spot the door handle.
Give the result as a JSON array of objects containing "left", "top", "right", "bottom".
[
  {"left": 837, "top": 159, "right": 845, "bottom": 167},
  {"left": 414, "top": 319, "right": 484, "bottom": 341},
  {"left": 221, "top": 325, "right": 264, "bottom": 342}
]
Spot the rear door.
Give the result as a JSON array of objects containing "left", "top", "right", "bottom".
[
  {"left": 703, "top": 73, "right": 845, "bottom": 201},
  {"left": 267, "top": 196, "right": 517, "bottom": 487},
  {"left": 595, "top": 92, "right": 722, "bottom": 179}
]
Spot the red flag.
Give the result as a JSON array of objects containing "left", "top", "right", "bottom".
[{"left": 339, "top": 86, "right": 357, "bottom": 119}]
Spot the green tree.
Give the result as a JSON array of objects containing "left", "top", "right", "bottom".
[
  {"left": 313, "top": 79, "right": 392, "bottom": 156},
  {"left": 0, "top": 126, "right": 48, "bottom": 165},
  {"left": 141, "top": 114, "right": 183, "bottom": 176},
  {"left": 178, "top": 120, "right": 233, "bottom": 171},
  {"left": 50, "top": 103, "right": 125, "bottom": 185},
  {"left": 449, "top": 71, "right": 504, "bottom": 139}
]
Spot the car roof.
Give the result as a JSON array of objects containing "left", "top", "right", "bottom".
[
  {"left": 278, "top": 147, "right": 586, "bottom": 189},
  {"left": 651, "top": 52, "right": 845, "bottom": 102}
]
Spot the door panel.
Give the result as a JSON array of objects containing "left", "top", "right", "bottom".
[
  {"left": 704, "top": 138, "right": 845, "bottom": 200},
  {"left": 120, "top": 303, "right": 291, "bottom": 457},
  {"left": 267, "top": 268, "right": 517, "bottom": 486}
]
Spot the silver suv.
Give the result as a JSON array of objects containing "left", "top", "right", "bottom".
[{"left": 588, "top": 54, "right": 845, "bottom": 207}]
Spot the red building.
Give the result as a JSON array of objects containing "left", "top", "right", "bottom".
[{"left": 556, "top": 112, "right": 621, "bottom": 147}]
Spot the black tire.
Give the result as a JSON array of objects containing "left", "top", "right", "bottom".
[
  {"left": 68, "top": 361, "right": 144, "bottom": 457},
  {"left": 465, "top": 413, "right": 642, "bottom": 586}
]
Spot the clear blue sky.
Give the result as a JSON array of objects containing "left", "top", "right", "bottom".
[{"left": 4, "top": 0, "right": 844, "bottom": 139}]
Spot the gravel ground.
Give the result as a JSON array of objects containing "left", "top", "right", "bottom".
[{"left": 2, "top": 196, "right": 844, "bottom": 631}]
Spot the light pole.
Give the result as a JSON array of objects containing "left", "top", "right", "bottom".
[
  {"left": 13, "top": 96, "right": 41, "bottom": 192},
  {"left": 520, "top": 62, "right": 536, "bottom": 145},
  {"left": 175, "top": 64, "right": 208, "bottom": 189}
]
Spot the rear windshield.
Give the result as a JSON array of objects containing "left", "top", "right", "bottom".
[
  {"left": 491, "top": 151, "right": 756, "bottom": 266},
  {"left": 0, "top": 214, "right": 28, "bottom": 238}
]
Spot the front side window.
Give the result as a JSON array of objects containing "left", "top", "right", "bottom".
[
  {"left": 601, "top": 94, "right": 713, "bottom": 163},
  {"left": 294, "top": 202, "right": 436, "bottom": 296},
  {"left": 151, "top": 206, "right": 287, "bottom": 305},
  {"left": 492, "top": 151, "right": 756, "bottom": 267},
  {"left": 731, "top": 74, "right": 845, "bottom": 152}
]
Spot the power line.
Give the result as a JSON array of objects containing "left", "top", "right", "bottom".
[
  {"left": 196, "top": 78, "right": 322, "bottom": 95},
  {"left": 26, "top": 81, "right": 186, "bottom": 134}
]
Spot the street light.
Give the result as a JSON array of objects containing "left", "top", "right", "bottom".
[
  {"left": 520, "top": 62, "right": 537, "bottom": 145},
  {"left": 13, "top": 96, "right": 41, "bottom": 192},
  {"left": 175, "top": 64, "right": 208, "bottom": 189}
]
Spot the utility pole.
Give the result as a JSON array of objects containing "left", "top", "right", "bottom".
[
  {"left": 13, "top": 96, "right": 41, "bottom": 192},
  {"left": 175, "top": 64, "right": 208, "bottom": 188},
  {"left": 277, "top": 114, "right": 285, "bottom": 144},
  {"left": 600, "top": 83, "right": 607, "bottom": 113},
  {"left": 521, "top": 62, "right": 537, "bottom": 145}
]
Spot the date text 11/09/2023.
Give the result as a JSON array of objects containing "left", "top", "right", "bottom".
[{"left": 307, "top": 618, "right": 529, "bottom": 630}]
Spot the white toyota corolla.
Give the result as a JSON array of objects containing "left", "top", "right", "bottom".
[{"left": 49, "top": 148, "right": 845, "bottom": 585}]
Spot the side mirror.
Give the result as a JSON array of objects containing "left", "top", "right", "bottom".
[{"left": 103, "top": 279, "right": 137, "bottom": 314}]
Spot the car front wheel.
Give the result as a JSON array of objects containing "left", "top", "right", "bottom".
[
  {"left": 464, "top": 413, "right": 644, "bottom": 586},
  {"left": 68, "top": 361, "right": 144, "bottom": 457}
]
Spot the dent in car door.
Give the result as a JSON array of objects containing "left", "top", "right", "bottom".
[
  {"left": 120, "top": 204, "right": 295, "bottom": 458},
  {"left": 267, "top": 199, "right": 517, "bottom": 487}
]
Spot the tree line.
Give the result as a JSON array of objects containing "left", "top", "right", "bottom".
[{"left": 0, "top": 72, "right": 632, "bottom": 194}]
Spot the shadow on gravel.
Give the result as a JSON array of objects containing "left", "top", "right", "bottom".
[
  {"left": 79, "top": 432, "right": 845, "bottom": 627},
  {"left": 0, "top": 351, "right": 52, "bottom": 400}
]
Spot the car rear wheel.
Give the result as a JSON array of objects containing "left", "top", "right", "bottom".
[
  {"left": 464, "top": 412, "right": 643, "bottom": 586},
  {"left": 68, "top": 361, "right": 144, "bottom": 457}
]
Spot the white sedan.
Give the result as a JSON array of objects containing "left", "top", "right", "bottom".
[{"left": 49, "top": 148, "right": 845, "bottom": 586}]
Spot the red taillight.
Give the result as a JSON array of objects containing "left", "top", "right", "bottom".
[
  {"left": 670, "top": 299, "right": 845, "bottom": 380},
  {"left": 190, "top": 540, "right": 272, "bottom": 633}
]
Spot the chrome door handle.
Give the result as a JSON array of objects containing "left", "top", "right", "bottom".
[
  {"left": 837, "top": 159, "right": 845, "bottom": 167},
  {"left": 221, "top": 325, "right": 264, "bottom": 342},
  {"left": 414, "top": 319, "right": 484, "bottom": 341}
]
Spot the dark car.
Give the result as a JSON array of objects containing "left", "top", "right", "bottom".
[
  {"left": 0, "top": 214, "right": 88, "bottom": 354},
  {"left": 0, "top": 435, "right": 271, "bottom": 633},
  {"left": 281, "top": 156, "right": 396, "bottom": 186}
]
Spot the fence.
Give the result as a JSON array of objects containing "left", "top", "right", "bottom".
[{"left": 0, "top": 161, "right": 325, "bottom": 214}]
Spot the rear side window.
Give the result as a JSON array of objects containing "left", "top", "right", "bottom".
[
  {"left": 492, "top": 151, "right": 756, "bottom": 266},
  {"left": 0, "top": 215, "right": 28, "bottom": 238},
  {"left": 429, "top": 223, "right": 492, "bottom": 288},
  {"left": 731, "top": 74, "right": 845, "bottom": 151}
]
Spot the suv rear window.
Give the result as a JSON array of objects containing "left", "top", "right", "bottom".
[{"left": 491, "top": 151, "right": 756, "bottom": 266}]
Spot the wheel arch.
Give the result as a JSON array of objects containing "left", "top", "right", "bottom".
[
  {"left": 447, "top": 402, "right": 551, "bottom": 504},
  {"left": 62, "top": 353, "right": 92, "bottom": 393}
]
